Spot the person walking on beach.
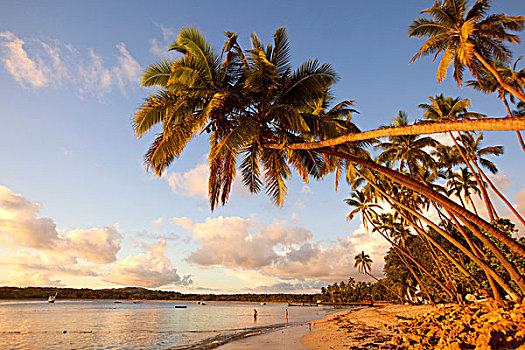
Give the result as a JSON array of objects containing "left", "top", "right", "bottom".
[
  {"left": 253, "top": 308, "right": 258, "bottom": 320},
  {"left": 285, "top": 308, "right": 288, "bottom": 322}
]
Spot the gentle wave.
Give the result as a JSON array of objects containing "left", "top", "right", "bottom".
[{"left": 170, "top": 322, "right": 302, "bottom": 349}]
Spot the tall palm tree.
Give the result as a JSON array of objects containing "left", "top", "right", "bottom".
[
  {"left": 458, "top": 133, "right": 525, "bottom": 227},
  {"left": 136, "top": 27, "right": 525, "bottom": 299},
  {"left": 354, "top": 251, "right": 373, "bottom": 275},
  {"left": 354, "top": 251, "right": 405, "bottom": 302},
  {"left": 432, "top": 144, "right": 462, "bottom": 178},
  {"left": 344, "top": 189, "right": 382, "bottom": 232},
  {"left": 419, "top": 94, "right": 496, "bottom": 220},
  {"left": 375, "top": 111, "right": 438, "bottom": 177},
  {"left": 446, "top": 168, "right": 481, "bottom": 214},
  {"left": 135, "top": 26, "right": 338, "bottom": 209},
  {"left": 409, "top": 0, "right": 525, "bottom": 102},
  {"left": 467, "top": 58, "right": 525, "bottom": 151}
]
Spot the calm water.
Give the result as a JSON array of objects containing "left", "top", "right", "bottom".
[{"left": 0, "top": 300, "right": 340, "bottom": 349}]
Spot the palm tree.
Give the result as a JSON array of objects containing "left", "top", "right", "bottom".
[
  {"left": 136, "top": 27, "right": 525, "bottom": 300},
  {"left": 375, "top": 111, "right": 438, "bottom": 177},
  {"left": 419, "top": 94, "right": 496, "bottom": 220},
  {"left": 446, "top": 167, "right": 481, "bottom": 215},
  {"left": 135, "top": 26, "right": 338, "bottom": 209},
  {"left": 354, "top": 251, "right": 405, "bottom": 302},
  {"left": 344, "top": 189, "right": 382, "bottom": 232},
  {"left": 458, "top": 133, "right": 525, "bottom": 227},
  {"left": 354, "top": 251, "right": 373, "bottom": 275},
  {"left": 432, "top": 144, "right": 462, "bottom": 178},
  {"left": 409, "top": 0, "right": 525, "bottom": 102},
  {"left": 467, "top": 58, "right": 525, "bottom": 151}
]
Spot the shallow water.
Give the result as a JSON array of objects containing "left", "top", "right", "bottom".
[{"left": 0, "top": 300, "right": 340, "bottom": 349}]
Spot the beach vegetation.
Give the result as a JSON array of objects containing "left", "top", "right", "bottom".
[{"left": 134, "top": 0, "right": 525, "bottom": 306}]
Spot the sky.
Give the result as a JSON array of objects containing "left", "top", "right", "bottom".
[{"left": 0, "top": 0, "right": 524, "bottom": 294}]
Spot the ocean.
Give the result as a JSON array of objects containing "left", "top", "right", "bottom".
[{"left": 0, "top": 300, "right": 343, "bottom": 349}]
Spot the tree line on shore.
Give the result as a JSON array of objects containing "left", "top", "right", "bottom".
[
  {"left": 134, "top": 0, "right": 525, "bottom": 304},
  {"left": 0, "top": 287, "right": 319, "bottom": 303}
]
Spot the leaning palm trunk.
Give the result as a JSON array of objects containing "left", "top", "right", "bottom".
[
  {"left": 358, "top": 170, "right": 471, "bottom": 298},
  {"left": 450, "top": 131, "right": 495, "bottom": 221},
  {"left": 371, "top": 220, "right": 440, "bottom": 303},
  {"left": 320, "top": 148, "right": 525, "bottom": 258},
  {"left": 376, "top": 179, "right": 521, "bottom": 301},
  {"left": 365, "top": 272, "right": 405, "bottom": 303},
  {"left": 396, "top": 250, "right": 435, "bottom": 304},
  {"left": 322, "top": 149, "right": 525, "bottom": 299},
  {"left": 445, "top": 209, "right": 502, "bottom": 300},
  {"left": 502, "top": 96, "right": 525, "bottom": 152},
  {"left": 280, "top": 117, "right": 525, "bottom": 151},
  {"left": 474, "top": 52, "right": 525, "bottom": 104},
  {"left": 470, "top": 155, "right": 525, "bottom": 228},
  {"left": 382, "top": 231, "right": 451, "bottom": 302}
]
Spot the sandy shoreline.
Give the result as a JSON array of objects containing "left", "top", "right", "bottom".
[{"left": 300, "top": 304, "right": 434, "bottom": 350}]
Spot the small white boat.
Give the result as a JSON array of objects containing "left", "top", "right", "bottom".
[
  {"left": 201, "top": 301, "right": 207, "bottom": 305},
  {"left": 48, "top": 293, "right": 57, "bottom": 303}
]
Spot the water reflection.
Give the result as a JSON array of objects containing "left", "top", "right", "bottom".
[{"left": 0, "top": 301, "right": 341, "bottom": 349}]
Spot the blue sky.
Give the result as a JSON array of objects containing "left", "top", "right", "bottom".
[{"left": 0, "top": 0, "right": 524, "bottom": 293}]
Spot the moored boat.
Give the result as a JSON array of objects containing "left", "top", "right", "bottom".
[{"left": 48, "top": 292, "right": 57, "bottom": 303}]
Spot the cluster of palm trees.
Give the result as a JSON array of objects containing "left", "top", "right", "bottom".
[
  {"left": 135, "top": 0, "right": 525, "bottom": 303},
  {"left": 346, "top": 99, "right": 524, "bottom": 302}
]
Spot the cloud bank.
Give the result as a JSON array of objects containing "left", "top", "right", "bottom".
[
  {"left": 174, "top": 215, "right": 390, "bottom": 283},
  {"left": 0, "top": 185, "right": 186, "bottom": 288}
]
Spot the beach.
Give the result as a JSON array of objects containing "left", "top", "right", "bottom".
[{"left": 300, "top": 304, "right": 434, "bottom": 349}]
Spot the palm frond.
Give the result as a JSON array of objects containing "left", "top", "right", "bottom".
[
  {"left": 142, "top": 59, "right": 172, "bottom": 87},
  {"left": 240, "top": 142, "right": 263, "bottom": 193},
  {"left": 262, "top": 148, "right": 290, "bottom": 207}
]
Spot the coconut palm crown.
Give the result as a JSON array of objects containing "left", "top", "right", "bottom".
[
  {"left": 134, "top": 26, "right": 365, "bottom": 209},
  {"left": 409, "top": 0, "right": 525, "bottom": 102}
]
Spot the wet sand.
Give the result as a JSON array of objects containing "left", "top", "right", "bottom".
[
  {"left": 219, "top": 323, "right": 310, "bottom": 350},
  {"left": 300, "top": 304, "right": 434, "bottom": 349}
]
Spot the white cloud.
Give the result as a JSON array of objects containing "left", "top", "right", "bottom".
[
  {"left": 152, "top": 217, "right": 164, "bottom": 227},
  {"left": 149, "top": 23, "right": 176, "bottom": 57},
  {"left": 0, "top": 185, "right": 122, "bottom": 264},
  {"left": 0, "top": 31, "right": 141, "bottom": 98},
  {"left": 107, "top": 239, "right": 192, "bottom": 288},
  {"left": 175, "top": 215, "right": 390, "bottom": 281},
  {"left": 64, "top": 226, "right": 121, "bottom": 264},
  {"left": 165, "top": 163, "right": 209, "bottom": 200},
  {"left": 0, "top": 31, "right": 49, "bottom": 87},
  {"left": 0, "top": 185, "right": 59, "bottom": 249},
  {"left": 0, "top": 185, "right": 127, "bottom": 286},
  {"left": 7, "top": 249, "right": 99, "bottom": 277},
  {"left": 263, "top": 226, "right": 390, "bottom": 281},
  {"left": 112, "top": 43, "right": 142, "bottom": 94}
]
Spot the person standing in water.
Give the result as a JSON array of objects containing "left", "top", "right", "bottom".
[
  {"left": 285, "top": 308, "right": 288, "bottom": 322},
  {"left": 253, "top": 309, "right": 258, "bottom": 321}
]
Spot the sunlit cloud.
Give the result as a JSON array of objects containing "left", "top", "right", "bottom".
[
  {"left": 165, "top": 163, "right": 209, "bottom": 201},
  {"left": 0, "top": 185, "right": 122, "bottom": 264},
  {"left": 7, "top": 249, "right": 99, "bottom": 277},
  {"left": 107, "top": 239, "right": 192, "bottom": 288},
  {"left": 0, "top": 185, "right": 119, "bottom": 286},
  {"left": 64, "top": 227, "right": 121, "bottom": 264},
  {"left": 246, "top": 280, "right": 327, "bottom": 294},
  {"left": 174, "top": 215, "right": 389, "bottom": 282},
  {"left": 0, "top": 31, "right": 50, "bottom": 87},
  {"left": 0, "top": 31, "right": 141, "bottom": 98},
  {"left": 0, "top": 185, "right": 60, "bottom": 249}
]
